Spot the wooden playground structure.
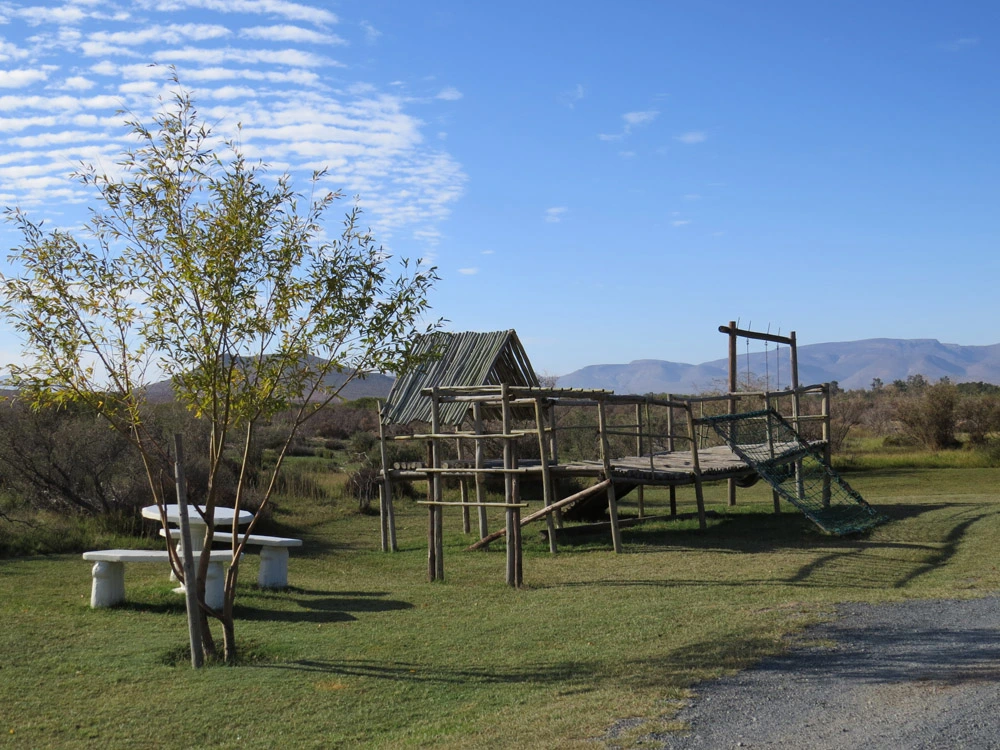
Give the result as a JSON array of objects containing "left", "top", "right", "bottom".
[{"left": 377, "top": 323, "right": 881, "bottom": 587}]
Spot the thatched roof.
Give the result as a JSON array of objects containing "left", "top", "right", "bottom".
[{"left": 382, "top": 330, "right": 539, "bottom": 426}]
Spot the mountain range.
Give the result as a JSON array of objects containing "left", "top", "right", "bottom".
[{"left": 555, "top": 339, "right": 1000, "bottom": 395}]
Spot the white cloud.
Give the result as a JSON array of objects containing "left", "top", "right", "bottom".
[
  {"left": 672, "top": 219, "right": 691, "bottom": 227},
  {"left": 559, "top": 83, "right": 585, "bottom": 108},
  {"left": 153, "top": 46, "right": 331, "bottom": 67},
  {"left": 436, "top": 87, "right": 462, "bottom": 101},
  {"left": 601, "top": 109, "right": 659, "bottom": 141},
  {"left": 61, "top": 75, "right": 96, "bottom": 91},
  {"left": 457, "top": 267, "right": 478, "bottom": 275},
  {"left": 0, "top": 68, "right": 51, "bottom": 88},
  {"left": 675, "top": 131, "right": 706, "bottom": 144},
  {"left": 623, "top": 110, "right": 658, "bottom": 128},
  {"left": 360, "top": 20, "right": 381, "bottom": 43},
  {"left": 16, "top": 5, "right": 89, "bottom": 26},
  {"left": 943, "top": 37, "right": 979, "bottom": 51},
  {"left": 619, "top": 150, "right": 635, "bottom": 159},
  {"left": 545, "top": 206, "right": 568, "bottom": 223},
  {"left": 241, "top": 24, "right": 344, "bottom": 44},
  {"left": 0, "top": 40, "right": 32, "bottom": 62},
  {"left": 481, "top": 249, "right": 494, "bottom": 255},
  {"left": 134, "top": 0, "right": 338, "bottom": 25}
]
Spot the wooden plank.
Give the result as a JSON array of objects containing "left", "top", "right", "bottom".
[{"left": 467, "top": 479, "right": 612, "bottom": 550}]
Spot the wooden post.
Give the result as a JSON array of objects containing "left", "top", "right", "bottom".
[
  {"left": 822, "top": 383, "right": 832, "bottom": 507},
  {"left": 727, "top": 320, "right": 738, "bottom": 508},
  {"left": 685, "top": 408, "right": 707, "bottom": 531},
  {"left": 430, "top": 387, "right": 444, "bottom": 581},
  {"left": 597, "top": 399, "right": 623, "bottom": 553},
  {"left": 502, "top": 384, "right": 516, "bottom": 585},
  {"left": 473, "top": 402, "right": 488, "bottom": 542},
  {"left": 790, "top": 331, "right": 805, "bottom": 503},
  {"left": 765, "top": 393, "right": 780, "bottom": 514},
  {"left": 666, "top": 396, "right": 677, "bottom": 516},
  {"left": 426, "top": 503, "right": 437, "bottom": 581},
  {"left": 174, "top": 434, "right": 203, "bottom": 669},
  {"left": 457, "top": 436, "right": 470, "bottom": 533},
  {"left": 534, "top": 397, "right": 558, "bottom": 554},
  {"left": 377, "top": 411, "right": 397, "bottom": 552},
  {"left": 635, "top": 401, "right": 645, "bottom": 518},
  {"left": 548, "top": 402, "right": 564, "bottom": 529},
  {"left": 513, "top": 504, "right": 523, "bottom": 588}
]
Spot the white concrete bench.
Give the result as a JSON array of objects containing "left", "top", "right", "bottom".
[
  {"left": 82, "top": 549, "right": 231, "bottom": 609},
  {"left": 159, "top": 529, "right": 303, "bottom": 588}
]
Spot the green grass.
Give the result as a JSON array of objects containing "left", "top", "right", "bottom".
[{"left": 3, "top": 464, "right": 1000, "bottom": 748}]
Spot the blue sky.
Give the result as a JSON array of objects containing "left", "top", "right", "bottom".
[{"left": 0, "top": 1, "right": 997, "bottom": 378}]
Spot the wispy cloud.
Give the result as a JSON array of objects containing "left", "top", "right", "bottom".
[
  {"left": 240, "top": 24, "right": 344, "bottom": 44},
  {"left": 436, "top": 86, "right": 462, "bottom": 101},
  {"left": 545, "top": 206, "right": 568, "bottom": 223},
  {"left": 675, "top": 131, "right": 706, "bottom": 144},
  {"left": 457, "top": 267, "right": 478, "bottom": 275},
  {"left": 559, "top": 83, "right": 585, "bottom": 108},
  {"left": 360, "top": 20, "right": 381, "bottom": 43},
  {"left": 600, "top": 109, "right": 658, "bottom": 141},
  {"left": 0, "top": 1, "right": 465, "bottom": 255},
  {"left": 942, "top": 37, "right": 979, "bottom": 51},
  {"left": 672, "top": 219, "right": 691, "bottom": 227}
]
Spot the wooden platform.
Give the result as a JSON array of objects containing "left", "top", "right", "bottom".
[{"left": 391, "top": 441, "right": 825, "bottom": 487}]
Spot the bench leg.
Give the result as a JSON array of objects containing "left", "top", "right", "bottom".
[
  {"left": 91, "top": 561, "right": 125, "bottom": 608},
  {"left": 205, "top": 562, "right": 225, "bottom": 610},
  {"left": 258, "top": 547, "right": 289, "bottom": 588}
]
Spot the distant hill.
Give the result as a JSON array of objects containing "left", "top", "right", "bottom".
[
  {"left": 556, "top": 339, "right": 1000, "bottom": 394},
  {"left": 145, "top": 364, "right": 395, "bottom": 403}
]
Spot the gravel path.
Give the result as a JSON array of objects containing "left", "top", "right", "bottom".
[{"left": 643, "top": 597, "right": 1000, "bottom": 749}]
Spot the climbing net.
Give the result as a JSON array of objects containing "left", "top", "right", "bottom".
[{"left": 702, "top": 409, "right": 884, "bottom": 535}]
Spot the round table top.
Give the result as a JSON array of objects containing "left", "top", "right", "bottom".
[{"left": 141, "top": 504, "right": 253, "bottom": 526}]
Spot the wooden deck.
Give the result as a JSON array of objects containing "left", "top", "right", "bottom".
[{"left": 391, "top": 441, "right": 825, "bottom": 487}]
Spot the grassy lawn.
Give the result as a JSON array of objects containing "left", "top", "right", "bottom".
[{"left": 3, "top": 463, "right": 1000, "bottom": 748}]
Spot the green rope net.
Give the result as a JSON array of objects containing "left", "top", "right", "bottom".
[{"left": 703, "top": 409, "right": 885, "bottom": 535}]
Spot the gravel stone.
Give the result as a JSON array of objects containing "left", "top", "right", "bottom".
[{"left": 647, "top": 596, "right": 1000, "bottom": 749}]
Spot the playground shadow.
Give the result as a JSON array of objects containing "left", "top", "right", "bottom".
[
  {"left": 254, "top": 656, "right": 600, "bottom": 687},
  {"left": 236, "top": 589, "right": 413, "bottom": 624}
]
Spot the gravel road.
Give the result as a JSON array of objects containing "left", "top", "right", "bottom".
[{"left": 640, "top": 596, "right": 1000, "bottom": 749}]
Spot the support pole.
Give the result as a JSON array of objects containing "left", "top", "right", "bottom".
[
  {"left": 666, "top": 396, "right": 677, "bottom": 516},
  {"left": 727, "top": 320, "right": 738, "bottom": 507},
  {"left": 635, "top": 401, "right": 645, "bottom": 518},
  {"left": 502, "top": 384, "right": 517, "bottom": 585},
  {"left": 473, "top": 402, "right": 488, "bottom": 542},
  {"left": 534, "top": 397, "right": 558, "bottom": 554},
  {"left": 686, "top": 409, "right": 708, "bottom": 531},
  {"left": 430, "top": 387, "right": 444, "bottom": 581},
  {"left": 597, "top": 399, "right": 623, "bottom": 553},
  {"left": 822, "top": 382, "right": 832, "bottom": 507},
  {"left": 457, "top": 436, "right": 471, "bottom": 533}
]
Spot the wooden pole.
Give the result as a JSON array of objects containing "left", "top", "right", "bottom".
[
  {"left": 430, "top": 387, "right": 444, "bottom": 581},
  {"left": 548, "top": 402, "right": 564, "bottom": 529},
  {"left": 174, "top": 434, "right": 203, "bottom": 669},
  {"left": 727, "top": 320, "right": 738, "bottom": 508},
  {"left": 790, "top": 331, "right": 805, "bottom": 503},
  {"left": 468, "top": 479, "right": 611, "bottom": 550},
  {"left": 473, "top": 402, "right": 488, "bottom": 542},
  {"left": 666, "top": 397, "right": 677, "bottom": 516},
  {"left": 534, "top": 398, "right": 558, "bottom": 554},
  {"left": 457, "top": 436, "right": 470, "bottom": 533},
  {"left": 686, "top": 408, "right": 707, "bottom": 531},
  {"left": 765, "top": 393, "right": 780, "bottom": 514},
  {"left": 822, "top": 382, "right": 832, "bottom": 507},
  {"left": 635, "top": 402, "right": 645, "bottom": 518},
  {"left": 597, "top": 400, "right": 623, "bottom": 553},
  {"left": 502, "top": 384, "right": 516, "bottom": 585}
]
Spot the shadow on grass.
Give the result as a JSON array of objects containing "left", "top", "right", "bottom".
[
  {"left": 236, "top": 589, "right": 413, "bottom": 624},
  {"left": 254, "top": 656, "right": 600, "bottom": 687}
]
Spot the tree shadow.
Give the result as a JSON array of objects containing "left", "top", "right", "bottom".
[
  {"left": 236, "top": 590, "right": 413, "bottom": 624},
  {"left": 252, "top": 656, "right": 600, "bottom": 688}
]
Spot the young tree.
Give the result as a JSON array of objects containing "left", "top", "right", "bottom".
[{"left": 1, "top": 84, "right": 438, "bottom": 663}]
